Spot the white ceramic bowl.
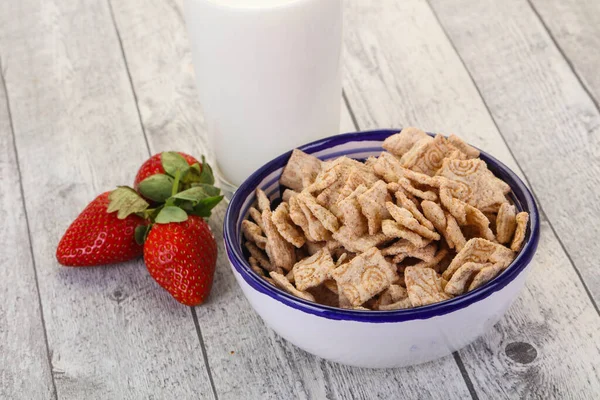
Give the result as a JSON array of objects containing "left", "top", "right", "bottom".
[{"left": 223, "top": 130, "right": 539, "bottom": 368}]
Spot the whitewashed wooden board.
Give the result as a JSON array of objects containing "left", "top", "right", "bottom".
[
  {"left": 344, "top": 0, "right": 600, "bottom": 398},
  {"left": 108, "top": 0, "right": 472, "bottom": 399},
  {"left": 0, "top": 0, "right": 215, "bottom": 398},
  {"left": 0, "top": 0, "right": 599, "bottom": 398},
  {"left": 0, "top": 59, "right": 55, "bottom": 400},
  {"left": 430, "top": 0, "right": 600, "bottom": 307},
  {"left": 529, "top": 0, "right": 600, "bottom": 106}
]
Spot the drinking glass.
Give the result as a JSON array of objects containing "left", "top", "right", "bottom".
[{"left": 184, "top": 0, "right": 343, "bottom": 196}]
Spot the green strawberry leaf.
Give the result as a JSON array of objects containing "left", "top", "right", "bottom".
[
  {"left": 161, "top": 152, "right": 190, "bottom": 178},
  {"left": 164, "top": 198, "right": 176, "bottom": 207},
  {"left": 170, "top": 184, "right": 221, "bottom": 202},
  {"left": 138, "top": 174, "right": 173, "bottom": 202},
  {"left": 107, "top": 186, "right": 149, "bottom": 219},
  {"left": 155, "top": 206, "right": 188, "bottom": 224},
  {"left": 198, "top": 156, "right": 215, "bottom": 185},
  {"left": 134, "top": 224, "right": 151, "bottom": 245},
  {"left": 143, "top": 207, "right": 162, "bottom": 220},
  {"left": 179, "top": 201, "right": 194, "bottom": 212},
  {"left": 182, "top": 162, "right": 202, "bottom": 184},
  {"left": 190, "top": 207, "right": 212, "bottom": 218},
  {"left": 190, "top": 195, "right": 224, "bottom": 218}
]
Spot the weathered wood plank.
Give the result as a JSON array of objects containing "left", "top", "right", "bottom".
[
  {"left": 202, "top": 207, "right": 473, "bottom": 400},
  {"left": 429, "top": 0, "right": 600, "bottom": 304},
  {"left": 344, "top": 0, "right": 522, "bottom": 174},
  {"left": 345, "top": 0, "right": 600, "bottom": 397},
  {"left": 457, "top": 220, "right": 600, "bottom": 398},
  {"left": 529, "top": 0, "right": 600, "bottom": 106},
  {"left": 340, "top": 95, "right": 357, "bottom": 132},
  {"left": 0, "top": 0, "right": 215, "bottom": 398},
  {"left": 110, "top": 0, "right": 472, "bottom": 398},
  {"left": 0, "top": 62, "right": 55, "bottom": 400}
]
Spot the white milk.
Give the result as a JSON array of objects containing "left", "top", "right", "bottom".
[{"left": 184, "top": 0, "right": 343, "bottom": 188}]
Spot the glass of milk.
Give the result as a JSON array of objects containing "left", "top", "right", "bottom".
[{"left": 184, "top": 0, "right": 343, "bottom": 195}]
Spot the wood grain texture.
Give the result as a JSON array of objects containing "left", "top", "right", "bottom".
[
  {"left": 108, "top": 0, "right": 209, "bottom": 157},
  {"left": 0, "top": 0, "right": 215, "bottom": 398},
  {"left": 340, "top": 95, "right": 357, "bottom": 132},
  {"left": 343, "top": 0, "right": 523, "bottom": 176},
  {"left": 110, "top": 0, "right": 355, "bottom": 156},
  {"left": 0, "top": 64, "right": 55, "bottom": 399},
  {"left": 429, "top": 0, "right": 600, "bottom": 305},
  {"left": 457, "top": 220, "right": 600, "bottom": 398},
  {"left": 202, "top": 205, "right": 472, "bottom": 400},
  {"left": 344, "top": 0, "right": 600, "bottom": 397},
  {"left": 2, "top": 0, "right": 598, "bottom": 397},
  {"left": 110, "top": 0, "right": 472, "bottom": 399},
  {"left": 529, "top": 0, "right": 600, "bottom": 106}
]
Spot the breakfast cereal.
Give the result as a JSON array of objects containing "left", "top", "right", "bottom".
[
  {"left": 245, "top": 241, "right": 275, "bottom": 272},
  {"left": 444, "top": 262, "right": 491, "bottom": 295},
  {"left": 382, "top": 126, "right": 430, "bottom": 157},
  {"left": 445, "top": 212, "right": 467, "bottom": 251},
  {"left": 496, "top": 203, "right": 517, "bottom": 244},
  {"left": 256, "top": 188, "right": 271, "bottom": 212},
  {"left": 393, "top": 243, "right": 437, "bottom": 264},
  {"left": 397, "top": 178, "right": 438, "bottom": 202},
  {"left": 448, "top": 134, "right": 480, "bottom": 159},
  {"left": 272, "top": 203, "right": 306, "bottom": 248},
  {"left": 409, "top": 135, "right": 468, "bottom": 174},
  {"left": 296, "top": 196, "right": 330, "bottom": 242},
  {"left": 337, "top": 185, "right": 369, "bottom": 236},
  {"left": 271, "top": 271, "right": 316, "bottom": 302},
  {"left": 411, "top": 246, "right": 450, "bottom": 272},
  {"left": 332, "top": 247, "right": 399, "bottom": 307},
  {"left": 386, "top": 202, "right": 441, "bottom": 241},
  {"left": 298, "top": 193, "right": 340, "bottom": 233},
  {"left": 280, "top": 149, "right": 323, "bottom": 191},
  {"left": 333, "top": 227, "right": 391, "bottom": 253},
  {"left": 381, "top": 219, "right": 431, "bottom": 248},
  {"left": 248, "top": 207, "right": 265, "bottom": 231},
  {"left": 262, "top": 209, "right": 296, "bottom": 271},
  {"left": 405, "top": 267, "right": 451, "bottom": 307},
  {"left": 282, "top": 189, "right": 298, "bottom": 202},
  {"left": 394, "top": 190, "right": 434, "bottom": 231},
  {"left": 442, "top": 238, "right": 514, "bottom": 281},
  {"left": 242, "top": 220, "right": 267, "bottom": 250},
  {"left": 293, "top": 248, "right": 336, "bottom": 291},
  {"left": 511, "top": 212, "right": 529, "bottom": 252},
  {"left": 378, "top": 298, "right": 413, "bottom": 310},
  {"left": 241, "top": 128, "right": 530, "bottom": 310},
  {"left": 464, "top": 205, "right": 496, "bottom": 242},
  {"left": 468, "top": 262, "right": 504, "bottom": 291},
  {"left": 357, "top": 180, "right": 391, "bottom": 235}
]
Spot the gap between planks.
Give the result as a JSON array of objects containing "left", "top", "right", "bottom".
[
  {"left": 106, "top": 2, "right": 220, "bottom": 398},
  {"left": 106, "top": 1, "right": 476, "bottom": 397},
  {"left": 0, "top": 0, "right": 219, "bottom": 397},
  {"left": 425, "top": 0, "right": 600, "bottom": 317},
  {"left": 342, "top": 0, "right": 600, "bottom": 397},
  {"left": 526, "top": 0, "right": 600, "bottom": 113},
  {"left": 343, "top": 79, "right": 479, "bottom": 400},
  {"left": 0, "top": 56, "right": 59, "bottom": 400},
  {"left": 106, "top": 0, "right": 152, "bottom": 156}
]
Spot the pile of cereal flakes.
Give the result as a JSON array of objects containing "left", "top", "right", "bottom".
[{"left": 242, "top": 127, "right": 529, "bottom": 310}]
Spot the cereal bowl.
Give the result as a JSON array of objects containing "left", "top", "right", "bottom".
[{"left": 223, "top": 129, "right": 539, "bottom": 368}]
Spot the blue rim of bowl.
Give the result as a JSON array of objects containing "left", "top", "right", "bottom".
[{"left": 223, "top": 129, "right": 540, "bottom": 322}]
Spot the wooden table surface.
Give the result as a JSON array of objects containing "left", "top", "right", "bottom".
[{"left": 1, "top": 0, "right": 599, "bottom": 399}]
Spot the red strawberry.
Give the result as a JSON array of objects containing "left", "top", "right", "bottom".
[
  {"left": 56, "top": 192, "right": 146, "bottom": 266},
  {"left": 134, "top": 152, "right": 199, "bottom": 190},
  {"left": 144, "top": 216, "right": 217, "bottom": 306}
]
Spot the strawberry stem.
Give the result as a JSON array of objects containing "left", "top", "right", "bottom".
[{"left": 172, "top": 169, "right": 181, "bottom": 197}]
